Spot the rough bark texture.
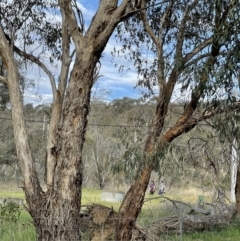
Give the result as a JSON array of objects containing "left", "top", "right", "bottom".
[
  {"left": 235, "top": 169, "right": 240, "bottom": 215},
  {"left": 31, "top": 52, "right": 96, "bottom": 240},
  {"left": 27, "top": 194, "right": 81, "bottom": 240},
  {"left": 80, "top": 204, "right": 146, "bottom": 241},
  {"left": 117, "top": 167, "right": 153, "bottom": 240}
]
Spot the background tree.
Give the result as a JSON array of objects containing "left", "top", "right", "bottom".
[{"left": 0, "top": 103, "right": 50, "bottom": 183}]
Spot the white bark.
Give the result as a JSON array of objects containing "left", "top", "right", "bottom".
[
  {"left": 231, "top": 138, "right": 238, "bottom": 202},
  {"left": 0, "top": 25, "right": 40, "bottom": 196}
]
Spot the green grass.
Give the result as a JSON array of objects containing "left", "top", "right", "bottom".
[
  {"left": 0, "top": 184, "right": 239, "bottom": 241},
  {"left": 81, "top": 188, "right": 121, "bottom": 211},
  {"left": 0, "top": 222, "right": 36, "bottom": 241},
  {"left": 0, "top": 209, "right": 36, "bottom": 241},
  {"left": 162, "top": 221, "right": 240, "bottom": 241},
  {"left": 0, "top": 184, "right": 25, "bottom": 199}
]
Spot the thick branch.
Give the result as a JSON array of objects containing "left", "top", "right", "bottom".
[
  {"left": 0, "top": 25, "right": 41, "bottom": 196},
  {"left": 4, "top": 32, "right": 57, "bottom": 99},
  {"left": 86, "top": 0, "right": 120, "bottom": 42},
  {"left": 161, "top": 101, "right": 240, "bottom": 144},
  {"left": 0, "top": 75, "right": 7, "bottom": 84},
  {"left": 45, "top": 10, "right": 72, "bottom": 187},
  {"left": 58, "top": 0, "right": 83, "bottom": 47}
]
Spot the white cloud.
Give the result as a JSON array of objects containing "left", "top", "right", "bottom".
[{"left": 77, "top": 1, "right": 96, "bottom": 21}]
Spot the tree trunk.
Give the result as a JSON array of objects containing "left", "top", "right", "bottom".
[
  {"left": 27, "top": 193, "right": 81, "bottom": 240},
  {"left": 25, "top": 1, "right": 134, "bottom": 238},
  {"left": 116, "top": 166, "right": 153, "bottom": 240},
  {"left": 79, "top": 204, "right": 147, "bottom": 241},
  {"left": 31, "top": 52, "right": 96, "bottom": 240},
  {"left": 235, "top": 168, "right": 240, "bottom": 214}
]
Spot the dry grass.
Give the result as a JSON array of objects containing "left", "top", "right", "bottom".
[
  {"left": 0, "top": 183, "right": 25, "bottom": 199},
  {"left": 0, "top": 182, "right": 239, "bottom": 241},
  {"left": 0, "top": 182, "right": 219, "bottom": 210}
]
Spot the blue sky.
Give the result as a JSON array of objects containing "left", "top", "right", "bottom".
[{"left": 23, "top": 0, "right": 143, "bottom": 105}]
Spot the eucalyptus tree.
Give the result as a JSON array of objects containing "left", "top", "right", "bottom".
[
  {"left": 85, "top": 127, "right": 117, "bottom": 189},
  {"left": 0, "top": 0, "right": 149, "bottom": 240},
  {"left": 114, "top": 0, "right": 240, "bottom": 240},
  {"left": 1, "top": 1, "right": 240, "bottom": 241}
]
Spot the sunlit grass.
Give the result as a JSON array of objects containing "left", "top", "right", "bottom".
[
  {"left": 162, "top": 221, "right": 240, "bottom": 241},
  {"left": 0, "top": 184, "right": 25, "bottom": 199},
  {"left": 0, "top": 209, "right": 36, "bottom": 241},
  {"left": 0, "top": 224, "right": 36, "bottom": 241},
  {"left": 0, "top": 183, "right": 239, "bottom": 241}
]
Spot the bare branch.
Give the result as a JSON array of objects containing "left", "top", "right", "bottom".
[
  {"left": 120, "top": 0, "right": 164, "bottom": 20},
  {"left": 58, "top": 10, "right": 72, "bottom": 97},
  {"left": 59, "top": 0, "right": 83, "bottom": 46},
  {"left": 175, "top": 0, "right": 199, "bottom": 61},
  {"left": 183, "top": 37, "right": 213, "bottom": 67},
  {"left": 72, "top": 0, "right": 84, "bottom": 33},
  {"left": 0, "top": 75, "right": 7, "bottom": 85},
  {"left": 161, "top": 101, "right": 240, "bottom": 145},
  {"left": 93, "top": 61, "right": 102, "bottom": 84},
  {"left": 140, "top": 5, "right": 160, "bottom": 52},
  {"left": 3, "top": 31, "right": 57, "bottom": 99},
  {"left": 14, "top": 47, "right": 57, "bottom": 100}
]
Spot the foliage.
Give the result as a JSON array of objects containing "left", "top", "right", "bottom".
[
  {"left": 0, "top": 98, "right": 236, "bottom": 192},
  {"left": 0, "top": 0, "right": 61, "bottom": 62},
  {"left": 0, "top": 200, "right": 20, "bottom": 224},
  {"left": 0, "top": 199, "right": 21, "bottom": 236},
  {"left": 116, "top": 0, "right": 240, "bottom": 102}
]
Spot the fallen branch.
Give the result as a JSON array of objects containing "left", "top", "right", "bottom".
[{"left": 145, "top": 205, "right": 237, "bottom": 236}]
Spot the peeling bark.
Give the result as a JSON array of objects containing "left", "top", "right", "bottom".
[{"left": 235, "top": 169, "right": 240, "bottom": 215}]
